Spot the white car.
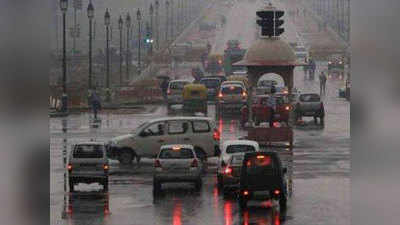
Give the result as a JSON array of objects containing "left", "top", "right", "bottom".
[
  {"left": 153, "top": 144, "right": 203, "bottom": 194},
  {"left": 68, "top": 142, "right": 109, "bottom": 192},
  {"left": 216, "top": 140, "right": 260, "bottom": 188},
  {"left": 216, "top": 83, "right": 248, "bottom": 115},
  {"left": 167, "top": 80, "right": 190, "bottom": 108},
  {"left": 109, "top": 117, "right": 221, "bottom": 165}
]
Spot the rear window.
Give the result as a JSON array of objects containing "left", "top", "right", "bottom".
[
  {"left": 159, "top": 148, "right": 194, "bottom": 159},
  {"left": 192, "top": 120, "right": 210, "bottom": 133},
  {"left": 200, "top": 79, "right": 220, "bottom": 88},
  {"left": 246, "top": 155, "right": 275, "bottom": 173},
  {"left": 300, "top": 94, "right": 320, "bottom": 102},
  {"left": 226, "top": 145, "right": 256, "bottom": 154},
  {"left": 221, "top": 86, "right": 243, "bottom": 94},
  {"left": 169, "top": 81, "right": 189, "bottom": 90},
  {"left": 231, "top": 155, "right": 244, "bottom": 165},
  {"left": 73, "top": 145, "right": 104, "bottom": 158}
]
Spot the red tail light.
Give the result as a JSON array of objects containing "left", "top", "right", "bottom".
[
  {"left": 191, "top": 159, "right": 198, "bottom": 167},
  {"left": 285, "top": 105, "right": 291, "bottom": 111},
  {"left": 224, "top": 166, "right": 232, "bottom": 175},
  {"left": 67, "top": 164, "right": 72, "bottom": 171},
  {"left": 243, "top": 190, "right": 249, "bottom": 196},
  {"left": 242, "top": 91, "right": 247, "bottom": 97},
  {"left": 154, "top": 159, "right": 162, "bottom": 168},
  {"left": 213, "top": 129, "right": 220, "bottom": 141},
  {"left": 103, "top": 164, "right": 109, "bottom": 171},
  {"left": 218, "top": 92, "right": 223, "bottom": 98},
  {"left": 274, "top": 189, "right": 280, "bottom": 195},
  {"left": 167, "top": 89, "right": 171, "bottom": 95}
]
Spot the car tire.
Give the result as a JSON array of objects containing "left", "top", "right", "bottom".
[
  {"left": 69, "top": 178, "right": 75, "bottom": 192},
  {"left": 153, "top": 180, "right": 161, "bottom": 195},
  {"left": 102, "top": 178, "right": 109, "bottom": 192},
  {"left": 118, "top": 149, "right": 134, "bottom": 165},
  {"left": 195, "top": 179, "right": 202, "bottom": 191},
  {"left": 238, "top": 196, "right": 247, "bottom": 209}
]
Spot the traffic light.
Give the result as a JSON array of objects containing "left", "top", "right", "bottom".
[{"left": 256, "top": 9, "right": 285, "bottom": 37}]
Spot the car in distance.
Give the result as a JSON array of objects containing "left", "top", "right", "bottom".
[
  {"left": 238, "top": 152, "right": 288, "bottom": 219},
  {"left": 217, "top": 140, "right": 259, "bottom": 190},
  {"left": 68, "top": 142, "right": 109, "bottom": 192},
  {"left": 294, "top": 93, "right": 325, "bottom": 124},
  {"left": 153, "top": 144, "right": 203, "bottom": 194},
  {"left": 167, "top": 79, "right": 191, "bottom": 109},
  {"left": 109, "top": 117, "right": 221, "bottom": 165},
  {"left": 216, "top": 83, "right": 248, "bottom": 116}
]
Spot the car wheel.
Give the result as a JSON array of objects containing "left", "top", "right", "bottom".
[
  {"left": 238, "top": 197, "right": 247, "bottom": 209},
  {"left": 118, "top": 149, "right": 134, "bottom": 165},
  {"left": 195, "top": 179, "right": 202, "bottom": 191},
  {"left": 102, "top": 178, "right": 109, "bottom": 192},
  {"left": 69, "top": 178, "right": 75, "bottom": 192},
  {"left": 153, "top": 180, "right": 161, "bottom": 195}
]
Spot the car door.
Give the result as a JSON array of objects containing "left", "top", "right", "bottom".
[
  {"left": 190, "top": 120, "right": 213, "bottom": 157},
  {"left": 135, "top": 121, "right": 167, "bottom": 157}
]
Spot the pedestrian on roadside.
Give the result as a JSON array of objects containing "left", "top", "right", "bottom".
[
  {"left": 267, "top": 85, "right": 277, "bottom": 128},
  {"left": 303, "top": 57, "right": 308, "bottom": 79},
  {"left": 319, "top": 71, "right": 327, "bottom": 95},
  {"left": 89, "top": 91, "right": 102, "bottom": 120},
  {"left": 160, "top": 78, "right": 169, "bottom": 100},
  {"left": 309, "top": 59, "right": 316, "bottom": 80}
]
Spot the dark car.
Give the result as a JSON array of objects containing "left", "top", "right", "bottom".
[{"left": 238, "top": 152, "right": 288, "bottom": 216}]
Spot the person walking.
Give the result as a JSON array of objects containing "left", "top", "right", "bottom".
[
  {"left": 309, "top": 59, "right": 316, "bottom": 80},
  {"left": 319, "top": 72, "right": 327, "bottom": 95},
  {"left": 303, "top": 57, "right": 308, "bottom": 79},
  {"left": 267, "top": 85, "right": 277, "bottom": 128}
]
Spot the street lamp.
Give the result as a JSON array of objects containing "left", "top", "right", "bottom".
[
  {"left": 137, "top": 8, "right": 142, "bottom": 75},
  {"left": 118, "top": 15, "right": 123, "bottom": 86},
  {"left": 126, "top": 13, "right": 131, "bottom": 80},
  {"left": 104, "top": 9, "right": 111, "bottom": 101},
  {"left": 155, "top": 0, "right": 159, "bottom": 50},
  {"left": 87, "top": 0, "right": 94, "bottom": 91},
  {"left": 149, "top": 4, "right": 153, "bottom": 55},
  {"left": 60, "top": 0, "right": 68, "bottom": 113}
]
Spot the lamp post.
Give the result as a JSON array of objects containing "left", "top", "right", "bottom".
[
  {"left": 155, "top": 0, "right": 159, "bottom": 50},
  {"left": 60, "top": 0, "right": 68, "bottom": 113},
  {"left": 166, "top": 1, "right": 169, "bottom": 44},
  {"left": 87, "top": 0, "right": 94, "bottom": 91},
  {"left": 104, "top": 9, "right": 111, "bottom": 101},
  {"left": 137, "top": 9, "right": 142, "bottom": 75},
  {"left": 149, "top": 4, "right": 153, "bottom": 55},
  {"left": 118, "top": 16, "right": 123, "bottom": 86},
  {"left": 126, "top": 13, "right": 131, "bottom": 80}
]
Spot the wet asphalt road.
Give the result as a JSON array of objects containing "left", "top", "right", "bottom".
[{"left": 51, "top": 0, "right": 349, "bottom": 224}]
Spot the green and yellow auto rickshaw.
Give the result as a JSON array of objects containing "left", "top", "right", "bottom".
[{"left": 182, "top": 84, "right": 208, "bottom": 116}]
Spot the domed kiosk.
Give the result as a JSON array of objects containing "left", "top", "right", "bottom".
[{"left": 234, "top": 37, "right": 302, "bottom": 93}]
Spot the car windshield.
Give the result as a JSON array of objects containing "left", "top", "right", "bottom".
[
  {"left": 170, "top": 81, "right": 189, "bottom": 90},
  {"left": 226, "top": 145, "right": 256, "bottom": 154},
  {"left": 159, "top": 148, "right": 194, "bottom": 159},
  {"left": 300, "top": 94, "right": 320, "bottom": 102},
  {"left": 73, "top": 145, "right": 104, "bottom": 158},
  {"left": 200, "top": 79, "right": 220, "bottom": 88},
  {"left": 221, "top": 86, "right": 243, "bottom": 94},
  {"left": 132, "top": 121, "right": 149, "bottom": 134}
]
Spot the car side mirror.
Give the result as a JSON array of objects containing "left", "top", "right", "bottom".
[{"left": 283, "top": 167, "right": 287, "bottom": 174}]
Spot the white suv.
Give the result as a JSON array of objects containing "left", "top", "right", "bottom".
[
  {"left": 68, "top": 142, "right": 109, "bottom": 192},
  {"left": 109, "top": 117, "right": 221, "bottom": 165}
]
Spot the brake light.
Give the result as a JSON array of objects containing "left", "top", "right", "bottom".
[
  {"left": 246, "top": 161, "right": 251, "bottom": 166},
  {"left": 285, "top": 105, "right": 290, "bottom": 111},
  {"left": 257, "top": 155, "right": 265, "bottom": 159},
  {"left": 242, "top": 91, "right": 247, "bottom": 97},
  {"left": 273, "top": 122, "right": 281, "bottom": 127},
  {"left": 154, "top": 159, "right": 162, "bottom": 168},
  {"left": 224, "top": 166, "right": 232, "bottom": 174},
  {"left": 191, "top": 159, "right": 199, "bottom": 167},
  {"left": 103, "top": 164, "right": 109, "bottom": 171},
  {"left": 218, "top": 92, "right": 223, "bottom": 98},
  {"left": 274, "top": 189, "right": 280, "bottom": 195},
  {"left": 213, "top": 129, "right": 220, "bottom": 141},
  {"left": 67, "top": 164, "right": 72, "bottom": 171},
  {"left": 167, "top": 89, "right": 171, "bottom": 95},
  {"left": 243, "top": 190, "right": 249, "bottom": 196}
]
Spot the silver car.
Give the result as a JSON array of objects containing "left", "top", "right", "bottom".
[
  {"left": 153, "top": 144, "right": 203, "bottom": 194},
  {"left": 68, "top": 142, "right": 109, "bottom": 192}
]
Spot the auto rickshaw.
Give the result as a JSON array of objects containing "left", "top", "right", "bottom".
[{"left": 182, "top": 84, "right": 208, "bottom": 116}]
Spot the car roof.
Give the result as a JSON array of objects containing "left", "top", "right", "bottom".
[
  {"left": 75, "top": 142, "right": 105, "bottom": 146},
  {"left": 222, "top": 140, "right": 260, "bottom": 151},
  {"left": 146, "top": 116, "right": 213, "bottom": 124},
  {"left": 160, "top": 144, "right": 194, "bottom": 150}
]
